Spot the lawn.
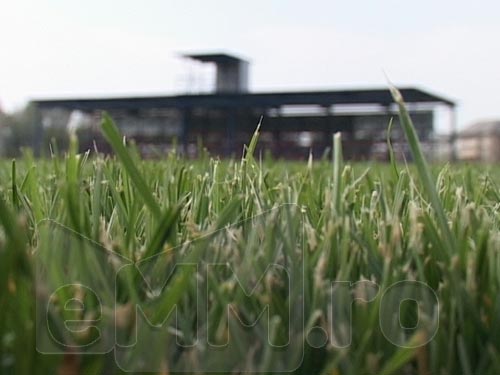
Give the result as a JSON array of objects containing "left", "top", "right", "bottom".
[{"left": 1, "top": 91, "right": 500, "bottom": 374}]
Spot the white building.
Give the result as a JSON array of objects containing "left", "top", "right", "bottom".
[{"left": 456, "top": 121, "right": 500, "bottom": 162}]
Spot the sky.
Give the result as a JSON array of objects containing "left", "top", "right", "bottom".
[{"left": 1, "top": 0, "right": 500, "bottom": 133}]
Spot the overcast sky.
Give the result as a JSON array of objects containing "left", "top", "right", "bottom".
[{"left": 1, "top": 0, "right": 500, "bottom": 133}]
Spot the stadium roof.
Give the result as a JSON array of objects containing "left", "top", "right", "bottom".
[{"left": 33, "top": 87, "right": 455, "bottom": 111}]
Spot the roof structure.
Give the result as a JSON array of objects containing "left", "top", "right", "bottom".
[
  {"left": 183, "top": 53, "right": 248, "bottom": 65},
  {"left": 28, "top": 52, "right": 457, "bottom": 160},
  {"left": 33, "top": 87, "right": 455, "bottom": 111}
]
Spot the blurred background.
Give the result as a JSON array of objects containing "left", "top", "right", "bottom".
[{"left": 1, "top": 0, "right": 500, "bottom": 161}]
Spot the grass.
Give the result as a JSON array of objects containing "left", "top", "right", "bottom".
[{"left": 1, "top": 89, "right": 500, "bottom": 374}]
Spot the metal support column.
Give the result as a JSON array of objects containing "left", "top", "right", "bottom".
[
  {"left": 225, "top": 109, "right": 235, "bottom": 157},
  {"left": 181, "top": 109, "right": 190, "bottom": 156},
  {"left": 449, "top": 106, "right": 458, "bottom": 162},
  {"left": 32, "top": 105, "right": 43, "bottom": 157}
]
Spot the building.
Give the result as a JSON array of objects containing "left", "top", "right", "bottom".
[
  {"left": 32, "top": 53, "right": 456, "bottom": 160},
  {"left": 456, "top": 121, "right": 500, "bottom": 162}
]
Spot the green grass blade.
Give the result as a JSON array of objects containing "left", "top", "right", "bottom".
[
  {"left": 244, "top": 117, "right": 262, "bottom": 164},
  {"left": 386, "top": 117, "right": 400, "bottom": 180},
  {"left": 379, "top": 332, "right": 427, "bottom": 375},
  {"left": 101, "top": 113, "right": 161, "bottom": 219},
  {"left": 142, "top": 202, "right": 183, "bottom": 260},
  {"left": 390, "top": 86, "right": 456, "bottom": 256},
  {"left": 11, "top": 159, "right": 19, "bottom": 209}
]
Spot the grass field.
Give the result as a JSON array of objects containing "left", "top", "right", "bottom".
[{"left": 1, "top": 91, "right": 500, "bottom": 374}]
